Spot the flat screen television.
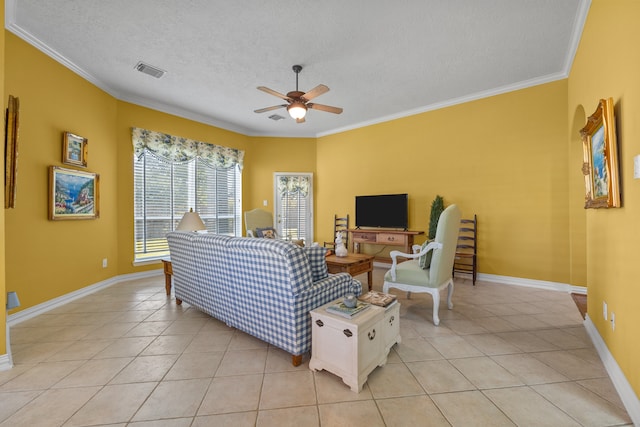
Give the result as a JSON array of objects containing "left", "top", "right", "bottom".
[{"left": 355, "top": 193, "right": 408, "bottom": 229}]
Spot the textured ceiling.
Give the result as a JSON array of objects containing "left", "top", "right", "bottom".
[{"left": 6, "top": 0, "right": 589, "bottom": 137}]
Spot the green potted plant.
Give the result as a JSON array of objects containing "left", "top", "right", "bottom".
[
  {"left": 419, "top": 195, "right": 445, "bottom": 269},
  {"left": 428, "top": 195, "right": 445, "bottom": 240}
]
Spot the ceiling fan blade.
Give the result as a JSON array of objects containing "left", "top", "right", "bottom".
[
  {"left": 307, "top": 103, "right": 343, "bottom": 114},
  {"left": 296, "top": 117, "right": 306, "bottom": 124},
  {"left": 257, "top": 86, "right": 291, "bottom": 101},
  {"left": 254, "top": 105, "right": 287, "bottom": 113},
  {"left": 302, "top": 84, "right": 329, "bottom": 101}
]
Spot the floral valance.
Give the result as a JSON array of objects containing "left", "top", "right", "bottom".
[
  {"left": 277, "top": 175, "right": 310, "bottom": 197},
  {"left": 131, "top": 127, "right": 244, "bottom": 170}
]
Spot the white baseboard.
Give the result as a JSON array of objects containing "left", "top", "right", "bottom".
[
  {"left": 6, "top": 269, "right": 163, "bottom": 327},
  {"left": 0, "top": 353, "right": 12, "bottom": 372},
  {"left": 1, "top": 321, "right": 13, "bottom": 372},
  {"left": 371, "top": 266, "right": 588, "bottom": 295},
  {"left": 584, "top": 315, "right": 640, "bottom": 426},
  {"left": 2, "top": 269, "right": 162, "bottom": 371},
  {"left": 477, "top": 272, "right": 587, "bottom": 294}
]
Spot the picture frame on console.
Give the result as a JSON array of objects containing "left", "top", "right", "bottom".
[
  {"left": 49, "top": 166, "right": 99, "bottom": 220},
  {"left": 62, "top": 131, "right": 88, "bottom": 168},
  {"left": 580, "top": 97, "right": 620, "bottom": 208}
]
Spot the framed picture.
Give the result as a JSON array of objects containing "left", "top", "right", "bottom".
[
  {"left": 4, "top": 95, "right": 19, "bottom": 209},
  {"left": 49, "top": 166, "right": 99, "bottom": 220},
  {"left": 62, "top": 131, "right": 88, "bottom": 167},
  {"left": 580, "top": 97, "right": 620, "bottom": 208}
]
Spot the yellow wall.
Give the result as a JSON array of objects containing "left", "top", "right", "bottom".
[
  {"left": 568, "top": 0, "right": 640, "bottom": 397},
  {"left": 4, "top": 33, "right": 119, "bottom": 309},
  {"left": 3, "top": 2, "right": 638, "bottom": 400},
  {"left": 1, "top": 27, "right": 574, "bottom": 312},
  {"left": 318, "top": 81, "right": 570, "bottom": 283},
  {"left": 114, "top": 102, "right": 250, "bottom": 275},
  {"left": 244, "top": 137, "right": 316, "bottom": 219},
  {"left": 1, "top": 0, "right": 7, "bottom": 357}
]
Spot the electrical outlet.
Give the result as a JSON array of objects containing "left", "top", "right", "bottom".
[
  {"left": 603, "top": 301, "right": 607, "bottom": 320},
  {"left": 102, "top": 258, "right": 108, "bottom": 268},
  {"left": 263, "top": 200, "right": 268, "bottom": 206},
  {"left": 611, "top": 312, "right": 615, "bottom": 331}
]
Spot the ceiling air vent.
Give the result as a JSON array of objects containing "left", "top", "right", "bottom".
[
  {"left": 268, "top": 114, "right": 285, "bottom": 121},
  {"left": 134, "top": 61, "right": 166, "bottom": 78}
]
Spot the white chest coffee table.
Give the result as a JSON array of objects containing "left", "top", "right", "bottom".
[{"left": 309, "top": 299, "right": 401, "bottom": 392}]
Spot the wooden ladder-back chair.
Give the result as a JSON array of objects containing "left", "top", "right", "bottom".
[
  {"left": 453, "top": 214, "right": 477, "bottom": 285},
  {"left": 324, "top": 214, "right": 349, "bottom": 250}
]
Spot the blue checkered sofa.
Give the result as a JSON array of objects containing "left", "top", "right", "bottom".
[{"left": 167, "top": 231, "right": 362, "bottom": 366}]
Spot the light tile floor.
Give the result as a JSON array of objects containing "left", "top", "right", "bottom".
[{"left": 0, "top": 269, "right": 633, "bottom": 426}]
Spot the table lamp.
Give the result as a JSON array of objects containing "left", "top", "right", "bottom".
[{"left": 176, "top": 208, "right": 206, "bottom": 232}]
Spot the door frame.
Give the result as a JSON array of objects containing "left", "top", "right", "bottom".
[{"left": 273, "top": 172, "right": 314, "bottom": 244}]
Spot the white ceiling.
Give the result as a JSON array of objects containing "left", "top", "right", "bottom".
[{"left": 6, "top": 0, "right": 589, "bottom": 138}]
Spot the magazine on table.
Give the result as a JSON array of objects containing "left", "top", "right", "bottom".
[
  {"left": 358, "top": 290, "right": 397, "bottom": 307},
  {"left": 326, "top": 300, "right": 371, "bottom": 318}
]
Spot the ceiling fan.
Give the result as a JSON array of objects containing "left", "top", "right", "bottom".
[{"left": 254, "top": 65, "right": 343, "bottom": 123}]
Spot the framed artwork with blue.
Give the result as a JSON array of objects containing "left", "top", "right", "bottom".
[
  {"left": 580, "top": 98, "right": 620, "bottom": 208},
  {"left": 62, "top": 131, "right": 88, "bottom": 168},
  {"left": 49, "top": 166, "right": 99, "bottom": 220}
]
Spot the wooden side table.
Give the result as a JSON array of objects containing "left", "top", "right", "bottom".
[
  {"left": 325, "top": 253, "right": 374, "bottom": 291},
  {"left": 161, "top": 258, "right": 172, "bottom": 295},
  {"left": 349, "top": 229, "right": 423, "bottom": 263}
]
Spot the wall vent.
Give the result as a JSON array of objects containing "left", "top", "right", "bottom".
[
  {"left": 134, "top": 61, "right": 166, "bottom": 78},
  {"left": 268, "top": 114, "right": 285, "bottom": 121}
]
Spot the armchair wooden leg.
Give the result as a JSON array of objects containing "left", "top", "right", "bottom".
[
  {"left": 176, "top": 298, "right": 182, "bottom": 305},
  {"left": 447, "top": 280, "right": 454, "bottom": 310},
  {"left": 432, "top": 289, "right": 440, "bottom": 326},
  {"left": 291, "top": 354, "right": 303, "bottom": 366}
]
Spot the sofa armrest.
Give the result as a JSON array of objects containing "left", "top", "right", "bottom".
[{"left": 296, "top": 272, "right": 362, "bottom": 302}]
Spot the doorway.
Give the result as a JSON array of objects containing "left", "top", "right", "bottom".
[{"left": 274, "top": 173, "right": 313, "bottom": 245}]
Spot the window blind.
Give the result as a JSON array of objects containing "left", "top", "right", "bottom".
[{"left": 132, "top": 128, "right": 243, "bottom": 261}]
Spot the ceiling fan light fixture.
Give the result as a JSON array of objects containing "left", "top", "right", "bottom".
[{"left": 287, "top": 102, "right": 307, "bottom": 120}]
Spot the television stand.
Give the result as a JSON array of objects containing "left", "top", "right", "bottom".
[{"left": 348, "top": 229, "right": 424, "bottom": 263}]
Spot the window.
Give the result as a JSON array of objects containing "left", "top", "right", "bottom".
[{"left": 132, "top": 128, "right": 243, "bottom": 262}]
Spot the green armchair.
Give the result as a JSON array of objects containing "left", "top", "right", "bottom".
[{"left": 383, "top": 204, "right": 462, "bottom": 325}]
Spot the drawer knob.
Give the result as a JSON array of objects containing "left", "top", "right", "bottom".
[
  {"left": 343, "top": 329, "right": 353, "bottom": 337},
  {"left": 389, "top": 315, "right": 395, "bottom": 324},
  {"left": 368, "top": 329, "right": 376, "bottom": 340},
  {"left": 316, "top": 319, "right": 324, "bottom": 327}
]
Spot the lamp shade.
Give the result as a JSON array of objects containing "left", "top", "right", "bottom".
[
  {"left": 177, "top": 208, "right": 206, "bottom": 231},
  {"left": 6, "top": 291, "right": 20, "bottom": 310},
  {"left": 287, "top": 102, "right": 307, "bottom": 120}
]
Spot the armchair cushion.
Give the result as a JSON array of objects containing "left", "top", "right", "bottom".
[
  {"left": 384, "top": 259, "right": 433, "bottom": 287},
  {"left": 418, "top": 239, "right": 434, "bottom": 269},
  {"left": 256, "top": 227, "right": 276, "bottom": 238},
  {"left": 304, "top": 245, "right": 329, "bottom": 281}
]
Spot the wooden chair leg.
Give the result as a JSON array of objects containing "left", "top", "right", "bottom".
[
  {"left": 473, "top": 258, "right": 477, "bottom": 286},
  {"left": 176, "top": 298, "right": 182, "bottom": 305},
  {"left": 291, "top": 354, "right": 303, "bottom": 366},
  {"left": 431, "top": 289, "right": 441, "bottom": 326}
]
